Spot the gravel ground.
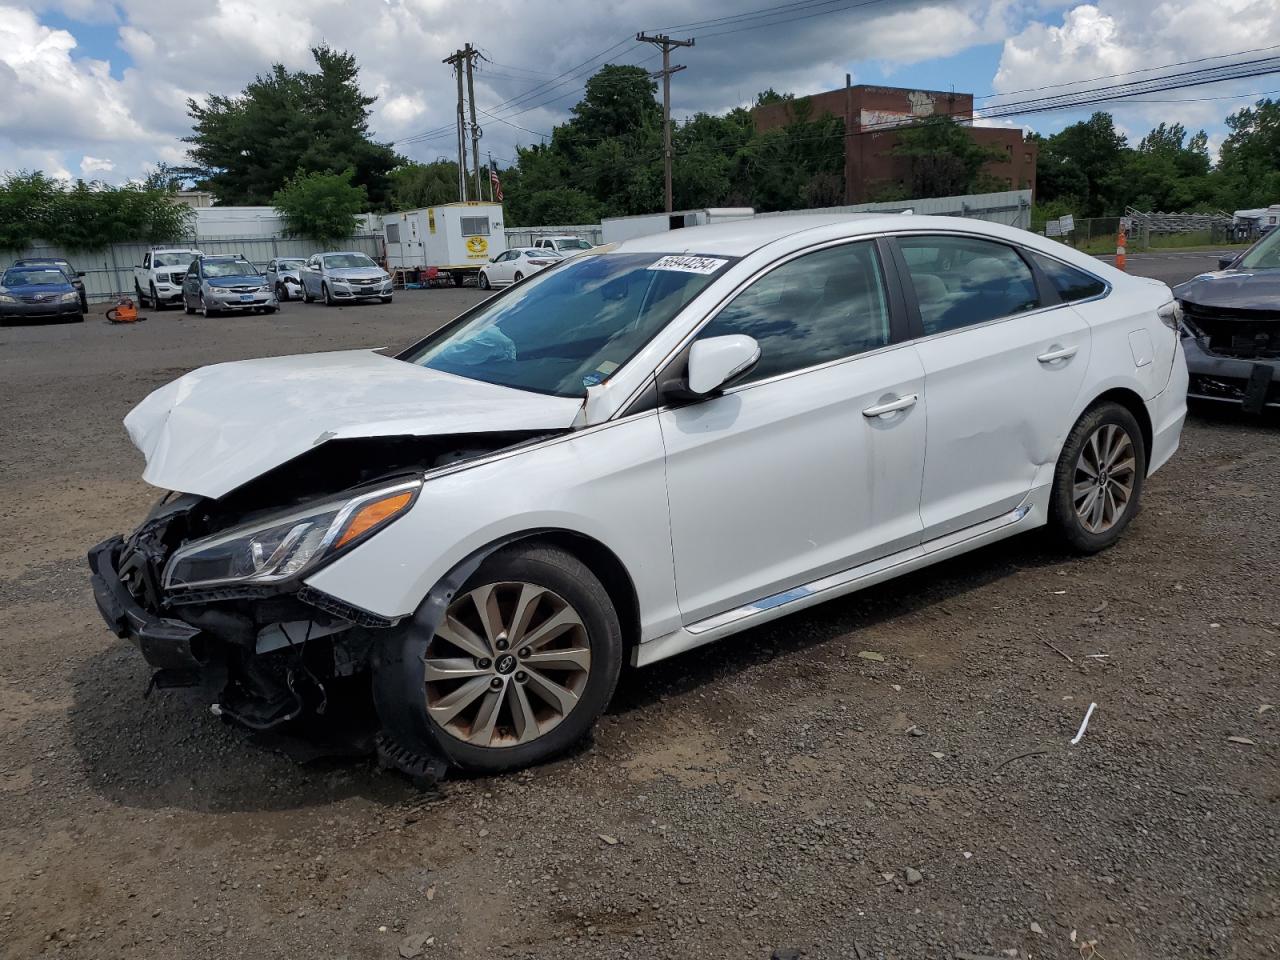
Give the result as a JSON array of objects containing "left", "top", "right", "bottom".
[{"left": 1, "top": 260, "right": 1277, "bottom": 960}]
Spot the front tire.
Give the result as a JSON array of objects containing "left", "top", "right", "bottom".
[
  {"left": 276, "top": 282, "right": 290, "bottom": 302},
  {"left": 1049, "top": 401, "right": 1147, "bottom": 553},
  {"left": 322, "top": 282, "right": 335, "bottom": 306},
  {"left": 150, "top": 282, "right": 165, "bottom": 311},
  {"left": 373, "top": 543, "right": 623, "bottom": 776},
  {"left": 199, "top": 294, "right": 215, "bottom": 318},
  {"left": 302, "top": 283, "right": 313, "bottom": 303}
]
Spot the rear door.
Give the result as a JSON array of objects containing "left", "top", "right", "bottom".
[
  {"left": 659, "top": 238, "right": 927, "bottom": 623},
  {"left": 891, "top": 233, "right": 1091, "bottom": 541}
]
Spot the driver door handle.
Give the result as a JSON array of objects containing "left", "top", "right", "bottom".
[
  {"left": 862, "top": 394, "right": 918, "bottom": 418},
  {"left": 1037, "top": 345, "right": 1079, "bottom": 364}
]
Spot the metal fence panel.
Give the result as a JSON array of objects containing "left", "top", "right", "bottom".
[{"left": 7, "top": 235, "right": 381, "bottom": 303}]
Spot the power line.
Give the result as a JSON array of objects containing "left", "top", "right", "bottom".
[{"left": 651, "top": 0, "right": 896, "bottom": 33}]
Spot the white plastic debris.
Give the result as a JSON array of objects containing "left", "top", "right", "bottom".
[{"left": 1070, "top": 702, "right": 1098, "bottom": 745}]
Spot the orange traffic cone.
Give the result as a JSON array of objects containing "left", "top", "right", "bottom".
[{"left": 1115, "top": 222, "right": 1127, "bottom": 272}]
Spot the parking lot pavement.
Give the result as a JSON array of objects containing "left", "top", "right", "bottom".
[{"left": 1, "top": 276, "right": 1277, "bottom": 960}]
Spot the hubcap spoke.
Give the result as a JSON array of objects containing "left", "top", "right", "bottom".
[
  {"left": 427, "top": 675, "right": 491, "bottom": 725},
  {"left": 1073, "top": 479, "right": 1095, "bottom": 502},
  {"left": 471, "top": 584, "right": 505, "bottom": 649},
  {"left": 522, "top": 607, "right": 583, "bottom": 651},
  {"left": 522, "top": 646, "right": 591, "bottom": 672},
  {"left": 509, "top": 682, "right": 540, "bottom": 744},
  {"left": 523, "top": 667, "right": 579, "bottom": 714},
  {"left": 424, "top": 657, "right": 489, "bottom": 682},
  {"left": 507, "top": 583, "right": 543, "bottom": 645},
  {"left": 436, "top": 615, "right": 490, "bottom": 660},
  {"left": 467, "top": 687, "right": 504, "bottom": 746}
]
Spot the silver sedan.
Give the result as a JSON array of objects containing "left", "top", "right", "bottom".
[{"left": 300, "top": 252, "right": 393, "bottom": 305}]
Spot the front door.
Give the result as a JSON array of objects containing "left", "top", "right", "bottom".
[
  {"left": 659, "top": 239, "right": 927, "bottom": 624},
  {"left": 893, "top": 233, "right": 1091, "bottom": 541}
]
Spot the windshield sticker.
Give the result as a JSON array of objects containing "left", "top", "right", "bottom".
[
  {"left": 647, "top": 255, "right": 728, "bottom": 275},
  {"left": 582, "top": 372, "right": 606, "bottom": 387},
  {"left": 596, "top": 360, "right": 620, "bottom": 374}
]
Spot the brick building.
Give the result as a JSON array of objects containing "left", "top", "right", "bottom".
[{"left": 752, "top": 82, "right": 1037, "bottom": 203}]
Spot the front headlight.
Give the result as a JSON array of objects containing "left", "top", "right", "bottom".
[
  {"left": 60, "top": 291, "right": 80, "bottom": 303},
  {"left": 0, "top": 294, "right": 16, "bottom": 303},
  {"left": 1157, "top": 300, "right": 1183, "bottom": 333},
  {"left": 164, "top": 479, "right": 421, "bottom": 590}
]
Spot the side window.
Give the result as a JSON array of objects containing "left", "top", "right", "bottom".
[
  {"left": 897, "top": 235, "right": 1040, "bottom": 335},
  {"left": 697, "top": 241, "right": 891, "bottom": 384},
  {"left": 1028, "top": 252, "right": 1107, "bottom": 302}
]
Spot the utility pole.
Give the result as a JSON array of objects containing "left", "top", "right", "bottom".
[
  {"left": 443, "top": 48, "right": 469, "bottom": 201},
  {"left": 464, "top": 43, "right": 483, "bottom": 202},
  {"left": 636, "top": 32, "right": 694, "bottom": 214}
]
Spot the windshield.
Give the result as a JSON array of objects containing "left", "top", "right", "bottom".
[
  {"left": 402, "top": 252, "right": 733, "bottom": 397},
  {"left": 203, "top": 260, "right": 259, "bottom": 278},
  {"left": 154, "top": 252, "right": 197, "bottom": 267},
  {"left": 560, "top": 239, "right": 593, "bottom": 250},
  {"left": 3, "top": 268, "right": 68, "bottom": 286},
  {"left": 1238, "top": 229, "right": 1280, "bottom": 270},
  {"left": 323, "top": 253, "right": 377, "bottom": 270},
  {"left": 278, "top": 258, "right": 306, "bottom": 268}
]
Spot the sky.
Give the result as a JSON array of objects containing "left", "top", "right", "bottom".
[{"left": 3, "top": 0, "right": 1280, "bottom": 185}]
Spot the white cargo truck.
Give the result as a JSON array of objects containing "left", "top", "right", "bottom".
[
  {"left": 600, "top": 207, "right": 754, "bottom": 244},
  {"left": 383, "top": 202, "right": 506, "bottom": 286}
]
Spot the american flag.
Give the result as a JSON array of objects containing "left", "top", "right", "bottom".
[{"left": 490, "top": 168, "right": 503, "bottom": 202}]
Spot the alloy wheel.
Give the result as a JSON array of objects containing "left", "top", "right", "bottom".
[
  {"left": 424, "top": 581, "right": 592, "bottom": 748},
  {"left": 1073, "top": 423, "right": 1136, "bottom": 534}
]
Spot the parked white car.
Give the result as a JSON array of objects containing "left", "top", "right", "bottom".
[
  {"left": 532, "top": 235, "right": 595, "bottom": 255},
  {"left": 477, "top": 247, "right": 563, "bottom": 289},
  {"left": 300, "top": 251, "right": 393, "bottom": 305},
  {"left": 266, "top": 257, "right": 307, "bottom": 302},
  {"left": 135, "top": 248, "right": 202, "bottom": 309},
  {"left": 89, "top": 215, "right": 1186, "bottom": 780}
]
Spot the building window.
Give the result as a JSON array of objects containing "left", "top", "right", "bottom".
[{"left": 460, "top": 216, "right": 490, "bottom": 236}]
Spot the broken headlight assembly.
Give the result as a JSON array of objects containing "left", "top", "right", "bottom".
[{"left": 163, "top": 479, "right": 421, "bottom": 591}]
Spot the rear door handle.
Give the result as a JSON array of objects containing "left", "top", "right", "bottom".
[
  {"left": 862, "top": 394, "right": 918, "bottom": 418},
  {"left": 1037, "top": 345, "right": 1079, "bottom": 364}
]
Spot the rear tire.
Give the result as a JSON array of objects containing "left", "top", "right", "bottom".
[
  {"left": 373, "top": 543, "right": 623, "bottom": 777},
  {"left": 513, "top": 271, "right": 524, "bottom": 283},
  {"left": 134, "top": 281, "right": 147, "bottom": 308},
  {"left": 478, "top": 271, "right": 491, "bottom": 290},
  {"left": 1049, "top": 401, "right": 1147, "bottom": 553}
]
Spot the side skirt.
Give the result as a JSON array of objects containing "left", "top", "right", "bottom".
[{"left": 633, "top": 491, "right": 1047, "bottom": 668}]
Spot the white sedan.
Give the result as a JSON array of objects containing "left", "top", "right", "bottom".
[
  {"left": 477, "top": 247, "right": 562, "bottom": 289},
  {"left": 90, "top": 215, "right": 1186, "bottom": 780}
]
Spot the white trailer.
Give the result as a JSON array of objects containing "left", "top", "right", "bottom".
[
  {"left": 600, "top": 207, "right": 754, "bottom": 244},
  {"left": 383, "top": 202, "right": 507, "bottom": 286}
]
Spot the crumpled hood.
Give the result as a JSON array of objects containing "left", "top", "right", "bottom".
[
  {"left": 1173, "top": 269, "right": 1280, "bottom": 312},
  {"left": 124, "top": 349, "right": 583, "bottom": 498}
]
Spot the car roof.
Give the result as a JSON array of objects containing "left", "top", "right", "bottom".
[
  {"left": 614, "top": 214, "right": 890, "bottom": 256},
  {"left": 15, "top": 257, "right": 69, "bottom": 264},
  {"left": 320, "top": 250, "right": 365, "bottom": 256}
]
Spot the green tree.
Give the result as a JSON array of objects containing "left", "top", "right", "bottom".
[
  {"left": 1216, "top": 98, "right": 1280, "bottom": 208},
  {"left": 1036, "top": 112, "right": 1128, "bottom": 216},
  {"left": 890, "top": 116, "right": 1005, "bottom": 199},
  {"left": 272, "top": 169, "right": 366, "bottom": 245},
  {"left": 0, "top": 172, "right": 192, "bottom": 251},
  {"left": 183, "top": 46, "right": 400, "bottom": 208},
  {"left": 390, "top": 160, "right": 464, "bottom": 208}
]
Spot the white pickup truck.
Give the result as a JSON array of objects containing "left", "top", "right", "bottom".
[
  {"left": 134, "top": 248, "right": 202, "bottom": 309},
  {"left": 531, "top": 235, "right": 595, "bottom": 254}
]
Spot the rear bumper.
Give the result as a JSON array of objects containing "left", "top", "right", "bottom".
[
  {"left": 1182, "top": 336, "right": 1279, "bottom": 411},
  {"left": 87, "top": 537, "right": 207, "bottom": 670}
]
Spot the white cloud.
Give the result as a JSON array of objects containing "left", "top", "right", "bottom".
[
  {"left": 992, "top": 0, "right": 1280, "bottom": 142},
  {"left": 80, "top": 155, "right": 115, "bottom": 174}
]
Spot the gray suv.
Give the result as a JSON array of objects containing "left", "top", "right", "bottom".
[{"left": 300, "top": 252, "right": 392, "bottom": 305}]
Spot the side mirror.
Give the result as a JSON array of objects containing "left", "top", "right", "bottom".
[
  {"left": 664, "top": 335, "right": 761, "bottom": 401},
  {"left": 76, "top": 271, "right": 85, "bottom": 278},
  {"left": 1217, "top": 256, "right": 1235, "bottom": 270}
]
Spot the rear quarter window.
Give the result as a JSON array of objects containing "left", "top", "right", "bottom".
[{"left": 1029, "top": 252, "right": 1107, "bottom": 302}]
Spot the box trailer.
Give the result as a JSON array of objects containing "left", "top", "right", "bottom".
[
  {"left": 383, "top": 202, "right": 507, "bottom": 285},
  {"left": 600, "top": 207, "right": 754, "bottom": 244}
]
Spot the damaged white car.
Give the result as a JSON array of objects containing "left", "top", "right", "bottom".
[{"left": 89, "top": 215, "right": 1187, "bottom": 781}]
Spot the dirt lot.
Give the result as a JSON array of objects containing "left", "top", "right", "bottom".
[{"left": 1, "top": 259, "right": 1277, "bottom": 960}]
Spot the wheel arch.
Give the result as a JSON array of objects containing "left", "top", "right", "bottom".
[
  {"left": 1086, "top": 387, "right": 1153, "bottom": 473},
  {"left": 441, "top": 528, "right": 641, "bottom": 663}
]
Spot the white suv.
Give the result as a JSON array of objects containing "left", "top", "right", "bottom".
[
  {"left": 89, "top": 215, "right": 1186, "bottom": 781},
  {"left": 135, "top": 248, "right": 201, "bottom": 309}
]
